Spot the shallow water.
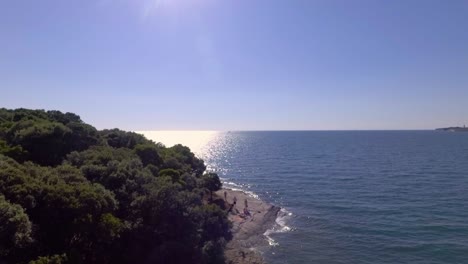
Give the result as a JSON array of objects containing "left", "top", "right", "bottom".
[{"left": 143, "top": 131, "right": 468, "bottom": 264}]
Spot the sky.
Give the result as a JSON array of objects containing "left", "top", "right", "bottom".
[{"left": 1, "top": 0, "right": 467, "bottom": 130}]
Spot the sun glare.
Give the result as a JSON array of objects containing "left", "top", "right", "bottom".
[{"left": 136, "top": 130, "right": 219, "bottom": 155}]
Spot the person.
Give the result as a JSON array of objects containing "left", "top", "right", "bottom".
[
  {"left": 244, "top": 198, "right": 248, "bottom": 208},
  {"left": 227, "top": 203, "right": 234, "bottom": 214},
  {"left": 243, "top": 207, "right": 251, "bottom": 216},
  {"left": 224, "top": 191, "right": 227, "bottom": 201}
]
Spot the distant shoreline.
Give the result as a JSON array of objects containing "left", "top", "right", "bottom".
[
  {"left": 435, "top": 127, "right": 468, "bottom": 132},
  {"left": 216, "top": 188, "right": 280, "bottom": 264}
]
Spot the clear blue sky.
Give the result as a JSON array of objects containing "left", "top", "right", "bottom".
[{"left": 1, "top": 0, "right": 467, "bottom": 130}]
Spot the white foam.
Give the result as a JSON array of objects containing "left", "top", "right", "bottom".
[
  {"left": 265, "top": 234, "right": 280, "bottom": 246},
  {"left": 221, "top": 179, "right": 293, "bottom": 247},
  {"left": 263, "top": 208, "right": 293, "bottom": 246},
  {"left": 276, "top": 208, "right": 293, "bottom": 232},
  {"left": 221, "top": 180, "right": 260, "bottom": 199},
  {"left": 223, "top": 181, "right": 242, "bottom": 187}
]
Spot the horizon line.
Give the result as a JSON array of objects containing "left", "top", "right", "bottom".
[{"left": 135, "top": 129, "right": 440, "bottom": 132}]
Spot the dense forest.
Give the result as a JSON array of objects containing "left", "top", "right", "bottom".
[{"left": 0, "top": 108, "right": 229, "bottom": 264}]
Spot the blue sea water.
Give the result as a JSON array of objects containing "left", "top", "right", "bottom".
[{"left": 198, "top": 131, "right": 468, "bottom": 264}]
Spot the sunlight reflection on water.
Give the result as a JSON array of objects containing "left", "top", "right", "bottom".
[{"left": 136, "top": 130, "right": 220, "bottom": 156}]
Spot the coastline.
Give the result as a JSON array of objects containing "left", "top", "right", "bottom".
[{"left": 215, "top": 188, "right": 281, "bottom": 264}]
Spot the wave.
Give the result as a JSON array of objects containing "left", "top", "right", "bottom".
[
  {"left": 221, "top": 179, "right": 260, "bottom": 199},
  {"left": 264, "top": 208, "right": 293, "bottom": 246}
]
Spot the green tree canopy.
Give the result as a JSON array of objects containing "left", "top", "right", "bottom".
[
  {"left": 0, "top": 108, "right": 228, "bottom": 264},
  {"left": 134, "top": 143, "right": 163, "bottom": 167},
  {"left": 0, "top": 195, "right": 33, "bottom": 259},
  {"left": 200, "top": 173, "right": 222, "bottom": 201}
]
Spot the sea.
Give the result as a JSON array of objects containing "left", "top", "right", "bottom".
[{"left": 139, "top": 131, "right": 468, "bottom": 264}]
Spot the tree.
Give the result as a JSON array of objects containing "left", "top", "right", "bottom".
[
  {"left": 99, "top": 129, "right": 150, "bottom": 149},
  {"left": 29, "top": 254, "right": 68, "bottom": 264},
  {"left": 0, "top": 140, "right": 26, "bottom": 162},
  {"left": 200, "top": 173, "right": 222, "bottom": 201},
  {"left": 0, "top": 109, "right": 99, "bottom": 166},
  {"left": 159, "top": 168, "right": 181, "bottom": 183},
  {"left": 0, "top": 108, "right": 231, "bottom": 264},
  {"left": 6, "top": 119, "right": 73, "bottom": 165},
  {"left": 0, "top": 195, "right": 33, "bottom": 259},
  {"left": 134, "top": 144, "right": 163, "bottom": 167}
]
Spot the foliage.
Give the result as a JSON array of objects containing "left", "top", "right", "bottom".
[
  {"left": 99, "top": 129, "right": 150, "bottom": 149},
  {"left": 134, "top": 143, "right": 163, "bottom": 167},
  {"left": 0, "top": 195, "right": 33, "bottom": 258},
  {"left": 0, "top": 108, "right": 98, "bottom": 166},
  {"left": 0, "top": 108, "right": 229, "bottom": 264},
  {"left": 160, "top": 144, "right": 206, "bottom": 176},
  {"left": 29, "top": 254, "right": 68, "bottom": 264},
  {"left": 159, "top": 168, "right": 181, "bottom": 182},
  {"left": 200, "top": 173, "right": 222, "bottom": 200}
]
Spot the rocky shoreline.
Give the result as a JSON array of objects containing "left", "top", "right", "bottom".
[{"left": 215, "top": 189, "right": 281, "bottom": 264}]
